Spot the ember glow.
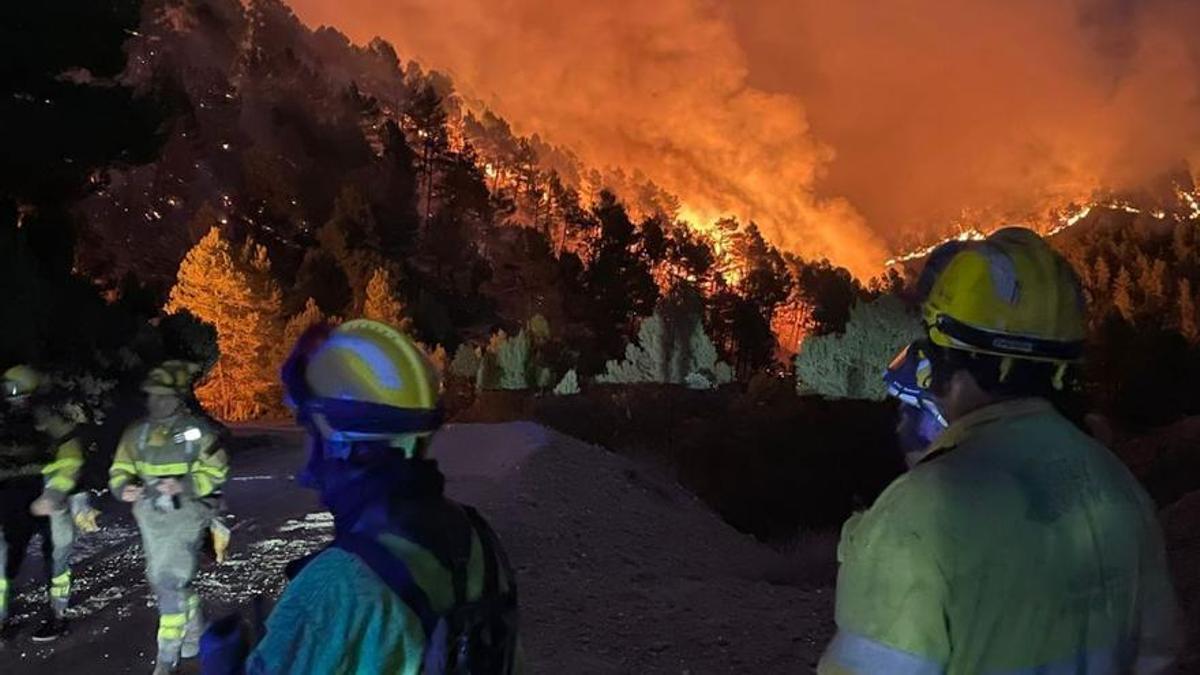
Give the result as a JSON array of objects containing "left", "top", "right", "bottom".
[{"left": 289, "top": 0, "right": 1200, "bottom": 277}]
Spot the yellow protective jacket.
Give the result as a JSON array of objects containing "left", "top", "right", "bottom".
[
  {"left": 108, "top": 414, "right": 228, "bottom": 498},
  {"left": 37, "top": 409, "right": 84, "bottom": 496},
  {"left": 819, "top": 398, "right": 1180, "bottom": 675},
  {"left": 0, "top": 408, "right": 83, "bottom": 495}
]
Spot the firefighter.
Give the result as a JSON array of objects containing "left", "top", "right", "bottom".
[
  {"left": 201, "top": 320, "right": 521, "bottom": 674},
  {"left": 819, "top": 228, "right": 1180, "bottom": 673},
  {"left": 0, "top": 365, "right": 87, "bottom": 643},
  {"left": 109, "top": 361, "right": 228, "bottom": 675}
]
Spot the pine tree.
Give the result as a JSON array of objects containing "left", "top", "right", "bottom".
[
  {"left": 1092, "top": 256, "right": 1111, "bottom": 292},
  {"left": 1173, "top": 222, "right": 1194, "bottom": 265},
  {"left": 1180, "top": 278, "right": 1199, "bottom": 343},
  {"left": 362, "top": 266, "right": 412, "bottom": 331},
  {"left": 166, "top": 227, "right": 284, "bottom": 421},
  {"left": 284, "top": 297, "right": 326, "bottom": 347},
  {"left": 1112, "top": 266, "right": 1136, "bottom": 321},
  {"left": 1146, "top": 258, "right": 1170, "bottom": 306}
]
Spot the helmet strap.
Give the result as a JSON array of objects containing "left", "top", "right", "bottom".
[{"left": 1051, "top": 363, "right": 1067, "bottom": 391}]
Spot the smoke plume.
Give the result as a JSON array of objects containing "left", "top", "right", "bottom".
[{"left": 289, "top": 0, "right": 1200, "bottom": 276}]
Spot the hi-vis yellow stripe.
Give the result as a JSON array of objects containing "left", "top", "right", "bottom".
[
  {"left": 135, "top": 461, "right": 190, "bottom": 476},
  {"left": 193, "top": 473, "right": 213, "bottom": 497},
  {"left": 193, "top": 463, "right": 228, "bottom": 479},
  {"left": 47, "top": 473, "right": 76, "bottom": 492},
  {"left": 42, "top": 457, "right": 84, "bottom": 474},
  {"left": 158, "top": 612, "right": 187, "bottom": 641},
  {"left": 50, "top": 571, "right": 70, "bottom": 598}
]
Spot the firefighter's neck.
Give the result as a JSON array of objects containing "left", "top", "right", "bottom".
[{"left": 937, "top": 369, "right": 1004, "bottom": 423}]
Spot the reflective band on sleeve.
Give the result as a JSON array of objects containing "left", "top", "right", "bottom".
[
  {"left": 192, "top": 463, "right": 229, "bottom": 480},
  {"left": 109, "top": 461, "right": 137, "bottom": 475},
  {"left": 825, "top": 631, "right": 945, "bottom": 675},
  {"left": 193, "top": 473, "right": 213, "bottom": 497},
  {"left": 47, "top": 474, "right": 76, "bottom": 492},
  {"left": 985, "top": 646, "right": 1124, "bottom": 675},
  {"left": 42, "top": 457, "right": 84, "bottom": 474}
]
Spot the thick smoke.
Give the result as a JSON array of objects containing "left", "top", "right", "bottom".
[{"left": 289, "top": 0, "right": 1200, "bottom": 276}]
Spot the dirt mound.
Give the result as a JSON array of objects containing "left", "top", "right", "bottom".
[{"left": 431, "top": 422, "right": 835, "bottom": 673}]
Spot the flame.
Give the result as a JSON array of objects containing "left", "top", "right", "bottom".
[{"left": 288, "top": 0, "right": 1200, "bottom": 281}]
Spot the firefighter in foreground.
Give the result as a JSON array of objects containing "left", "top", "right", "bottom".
[
  {"left": 819, "top": 227, "right": 1180, "bottom": 674},
  {"left": 109, "top": 361, "right": 228, "bottom": 674},
  {"left": 201, "top": 319, "right": 521, "bottom": 674},
  {"left": 0, "top": 365, "right": 90, "bottom": 643}
]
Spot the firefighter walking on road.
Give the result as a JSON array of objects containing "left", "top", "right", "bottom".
[
  {"left": 108, "top": 361, "right": 228, "bottom": 675},
  {"left": 0, "top": 365, "right": 87, "bottom": 643}
]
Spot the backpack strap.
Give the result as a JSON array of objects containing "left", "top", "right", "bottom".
[
  {"left": 461, "top": 506, "right": 516, "bottom": 598},
  {"left": 333, "top": 533, "right": 440, "bottom": 640}
]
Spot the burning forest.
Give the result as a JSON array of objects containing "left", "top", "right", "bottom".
[{"left": 3, "top": 0, "right": 1200, "bottom": 672}]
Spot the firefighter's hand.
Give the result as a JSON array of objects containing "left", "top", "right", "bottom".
[
  {"left": 30, "top": 496, "right": 58, "bottom": 517},
  {"left": 156, "top": 478, "right": 184, "bottom": 497},
  {"left": 69, "top": 492, "right": 101, "bottom": 533},
  {"left": 120, "top": 485, "right": 145, "bottom": 502},
  {"left": 74, "top": 508, "right": 100, "bottom": 533}
]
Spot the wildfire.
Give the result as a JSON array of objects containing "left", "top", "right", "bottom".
[
  {"left": 884, "top": 228, "right": 988, "bottom": 267},
  {"left": 886, "top": 187, "right": 1200, "bottom": 269}
]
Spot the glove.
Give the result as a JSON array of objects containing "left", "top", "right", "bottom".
[
  {"left": 70, "top": 492, "right": 101, "bottom": 533},
  {"left": 211, "top": 518, "right": 232, "bottom": 564}
]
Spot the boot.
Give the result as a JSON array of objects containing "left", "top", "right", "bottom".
[{"left": 30, "top": 613, "right": 69, "bottom": 642}]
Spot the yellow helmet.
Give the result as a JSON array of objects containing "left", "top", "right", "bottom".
[
  {"left": 2, "top": 365, "right": 43, "bottom": 401},
  {"left": 282, "top": 320, "right": 442, "bottom": 442},
  {"left": 142, "top": 361, "right": 203, "bottom": 395},
  {"left": 923, "top": 227, "right": 1085, "bottom": 363}
]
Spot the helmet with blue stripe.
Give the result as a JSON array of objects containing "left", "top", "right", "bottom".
[{"left": 282, "top": 320, "right": 443, "bottom": 457}]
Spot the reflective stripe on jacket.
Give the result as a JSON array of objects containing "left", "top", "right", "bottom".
[
  {"left": 38, "top": 411, "right": 83, "bottom": 495},
  {"left": 819, "top": 398, "right": 1180, "bottom": 675}
]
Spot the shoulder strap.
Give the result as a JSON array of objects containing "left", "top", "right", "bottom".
[
  {"left": 461, "top": 506, "right": 516, "bottom": 599},
  {"left": 333, "top": 533, "right": 440, "bottom": 639}
]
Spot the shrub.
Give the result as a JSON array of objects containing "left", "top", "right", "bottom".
[
  {"left": 553, "top": 369, "right": 581, "bottom": 395},
  {"left": 597, "top": 296, "right": 733, "bottom": 385},
  {"left": 794, "top": 295, "right": 923, "bottom": 400},
  {"left": 450, "top": 343, "right": 483, "bottom": 380}
]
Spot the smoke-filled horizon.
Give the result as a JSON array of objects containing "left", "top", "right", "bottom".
[{"left": 289, "top": 0, "right": 1200, "bottom": 276}]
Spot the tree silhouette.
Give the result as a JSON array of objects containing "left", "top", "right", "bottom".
[{"left": 583, "top": 192, "right": 659, "bottom": 359}]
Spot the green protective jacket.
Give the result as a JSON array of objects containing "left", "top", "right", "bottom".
[
  {"left": 819, "top": 399, "right": 1180, "bottom": 675},
  {"left": 247, "top": 528, "right": 522, "bottom": 674}
]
